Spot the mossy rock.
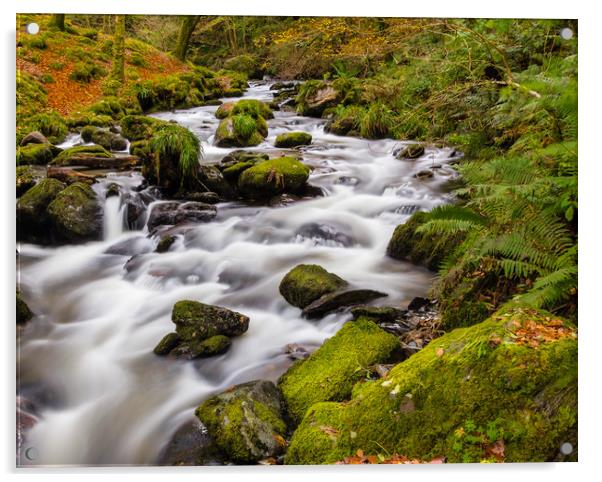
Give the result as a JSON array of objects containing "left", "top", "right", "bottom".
[
  {"left": 386, "top": 211, "right": 465, "bottom": 271},
  {"left": 51, "top": 145, "right": 112, "bottom": 166},
  {"left": 81, "top": 126, "right": 127, "bottom": 151},
  {"left": 16, "top": 165, "right": 39, "bottom": 197},
  {"left": 17, "top": 178, "right": 66, "bottom": 242},
  {"left": 394, "top": 143, "right": 426, "bottom": 159},
  {"left": 16, "top": 143, "right": 54, "bottom": 166},
  {"left": 285, "top": 306, "right": 577, "bottom": 464},
  {"left": 214, "top": 115, "right": 265, "bottom": 148},
  {"left": 153, "top": 332, "right": 181, "bottom": 355},
  {"left": 20, "top": 131, "right": 49, "bottom": 146},
  {"left": 66, "top": 112, "right": 113, "bottom": 128},
  {"left": 47, "top": 182, "right": 102, "bottom": 242},
  {"left": 274, "top": 132, "right": 312, "bottom": 148},
  {"left": 231, "top": 99, "right": 274, "bottom": 120},
  {"left": 279, "top": 264, "right": 347, "bottom": 309},
  {"left": 179, "top": 335, "right": 232, "bottom": 358},
  {"left": 120, "top": 115, "right": 162, "bottom": 141},
  {"left": 171, "top": 300, "right": 249, "bottom": 347},
  {"left": 296, "top": 81, "right": 341, "bottom": 117},
  {"left": 237, "top": 157, "right": 310, "bottom": 200},
  {"left": 17, "top": 291, "right": 34, "bottom": 325},
  {"left": 278, "top": 318, "right": 400, "bottom": 424},
  {"left": 196, "top": 165, "right": 237, "bottom": 200},
  {"left": 195, "top": 380, "right": 287, "bottom": 463}
]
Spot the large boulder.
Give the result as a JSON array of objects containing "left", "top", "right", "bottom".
[
  {"left": 278, "top": 317, "right": 400, "bottom": 424},
  {"left": 20, "top": 131, "right": 49, "bottom": 146},
  {"left": 195, "top": 380, "right": 288, "bottom": 463},
  {"left": 279, "top": 264, "right": 347, "bottom": 309},
  {"left": 17, "top": 178, "right": 66, "bottom": 242},
  {"left": 153, "top": 300, "right": 249, "bottom": 359},
  {"left": 16, "top": 291, "right": 33, "bottom": 325},
  {"left": 274, "top": 132, "right": 312, "bottom": 148},
  {"left": 285, "top": 306, "right": 577, "bottom": 464},
  {"left": 47, "top": 182, "right": 102, "bottom": 243},
  {"left": 215, "top": 102, "right": 235, "bottom": 119},
  {"left": 237, "top": 157, "right": 310, "bottom": 200}
]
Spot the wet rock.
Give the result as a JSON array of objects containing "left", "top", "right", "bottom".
[
  {"left": 414, "top": 169, "right": 434, "bottom": 179},
  {"left": 393, "top": 143, "right": 425, "bottom": 160},
  {"left": 155, "top": 234, "right": 177, "bottom": 253},
  {"left": 299, "top": 184, "right": 325, "bottom": 198},
  {"left": 408, "top": 296, "right": 430, "bottom": 311},
  {"left": 350, "top": 305, "right": 406, "bottom": 323},
  {"left": 270, "top": 81, "right": 295, "bottom": 90},
  {"left": 153, "top": 333, "right": 181, "bottom": 355},
  {"left": 335, "top": 176, "right": 360, "bottom": 186},
  {"left": 296, "top": 222, "right": 354, "bottom": 247},
  {"left": 297, "top": 81, "right": 341, "bottom": 117},
  {"left": 184, "top": 192, "right": 221, "bottom": 204},
  {"left": 195, "top": 380, "right": 288, "bottom": 463},
  {"left": 284, "top": 343, "right": 310, "bottom": 361},
  {"left": 278, "top": 318, "right": 399, "bottom": 424},
  {"left": 16, "top": 292, "right": 33, "bottom": 325},
  {"left": 395, "top": 204, "right": 420, "bottom": 215},
  {"left": 154, "top": 300, "right": 250, "bottom": 359},
  {"left": 238, "top": 157, "right": 310, "bottom": 200},
  {"left": 47, "top": 182, "right": 102, "bottom": 243},
  {"left": 20, "top": 131, "right": 48, "bottom": 146},
  {"left": 104, "top": 236, "right": 153, "bottom": 256},
  {"left": 17, "top": 178, "right": 66, "bottom": 243},
  {"left": 105, "top": 183, "right": 120, "bottom": 198},
  {"left": 146, "top": 202, "right": 217, "bottom": 232},
  {"left": 158, "top": 419, "right": 225, "bottom": 466},
  {"left": 123, "top": 194, "right": 146, "bottom": 228},
  {"left": 279, "top": 264, "right": 348, "bottom": 309},
  {"left": 274, "top": 132, "right": 312, "bottom": 148},
  {"left": 302, "top": 289, "right": 388, "bottom": 319}
]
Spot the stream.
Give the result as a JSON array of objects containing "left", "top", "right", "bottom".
[{"left": 17, "top": 81, "right": 458, "bottom": 465}]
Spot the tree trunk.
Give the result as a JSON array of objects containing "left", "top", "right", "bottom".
[
  {"left": 49, "top": 14, "right": 65, "bottom": 31},
  {"left": 173, "top": 16, "right": 200, "bottom": 61},
  {"left": 111, "top": 15, "right": 126, "bottom": 84}
]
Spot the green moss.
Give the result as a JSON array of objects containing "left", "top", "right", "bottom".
[
  {"left": 16, "top": 166, "right": 38, "bottom": 197},
  {"left": 52, "top": 145, "right": 112, "bottom": 166},
  {"left": 214, "top": 116, "right": 265, "bottom": 148},
  {"left": 47, "top": 182, "right": 101, "bottom": 242},
  {"left": 17, "top": 111, "right": 67, "bottom": 146},
  {"left": 359, "top": 102, "right": 395, "bottom": 139},
  {"left": 17, "top": 178, "right": 66, "bottom": 242},
  {"left": 81, "top": 126, "right": 127, "bottom": 151},
  {"left": 16, "top": 291, "right": 34, "bottom": 324},
  {"left": 192, "top": 335, "right": 232, "bottom": 357},
  {"left": 86, "top": 97, "right": 126, "bottom": 119},
  {"left": 279, "top": 264, "right": 347, "bottom": 309},
  {"left": 70, "top": 61, "right": 107, "bottom": 83},
  {"left": 285, "top": 306, "right": 577, "bottom": 464},
  {"left": 278, "top": 317, "right": 399, "bottom": 424},
  {"left": 16, "top": 144, "right": 54, "bottom": 166},
  {"left": 195, "top": 380, "right": 287, "bottom": 463},
  {"left": 215, "top": 102, "right": 235, "bottom": 119},
  {"left": 120, "top": 115, "right": 162, "bottom": 141},
  {"left": 221, "top": 160, "right": 257, "bottom": 182},
  {"left": 274, "top": 132, "right": 312, "bottom": 148},
  {"left": 66, "top": 112, "right": 113, "bottom": 128},
  {"left": 237, "top": 156, "right": 310, "bottom": 199},
  {"left": 387, "top": 211, "right": 464, "bottom": 271},
  {"left": 223, "top": 54, "right": 262, "bottom": 78}
]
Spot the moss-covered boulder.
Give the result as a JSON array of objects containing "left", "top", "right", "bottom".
[
  {"left": 16, "top": 143, "right": 54, "bottom": 165},
  {"left": 214, "top": 115, "right": 266, "bottom": 148},
  {"left": 17, "top": 178, "right": 66, "bottom": 242},
  {"left": 279, "top": 264, "right": 347, "bottom": 309},
  {"left": 274, "top": 132, "right": 312, "bottom": 148},
  {"left": 196, "top": 165, "right": 237, "bottom": 199},
  {"left": 154, "top": 301, "right": 249, "bottom": 359},
  {"left": 120, "top": 115, "right": 161, "bottom": 141},
  {"left": 17, "top": 291, "right": 34, "bottom": 325},
  {"left": 386, "top": 211, "right": 464, "bottom": 271},
  {"left": 278, "top": 318, "right": 399, "bottom": 424},
  {"left": 237, "top": 157, "right": 310, "bottom": 200},
  {"left": 215, "top": 102, "right": 235, "bottom": 119},
  {"left": 218, "top": 151, "right": 269, "bottom": 183},
  {"left": 285, "top": 306, "right": 577, "bottom": 464},
  {"left": 195, "top": 380, "right": 287, "bottom": 463},
  {"left": 47, "top": 182, "right": 102, "bottom": 243},
  {"left": 81, "top": 125, "right": 128, "bottom": 151},
  {"left": 231, "top": 99, "right": 274, "bottom": 120},
  {"left": 20, "top": 131, "right": 49, "bottom": 146},
  {"left": 51, "top": 145, "right": 112, "bottom": 166}
]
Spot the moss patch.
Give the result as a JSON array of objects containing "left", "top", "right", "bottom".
[
  {"left": 52, "top": 145, "right": 112, "bottom": 166},
  {"left": 47, "top": 182, "right": 102, "bottom": 242},
  {"left": 17, "top": 178, "right": 66, "bottom": 242},
  {"left": 285, "top": 306, "right": 577, "bottom": 464},
  {"left": 16, "top": 144, "right": 54, "bottom": 166},
  {"left": 278, "top": 317, "right": 400, "bottom": 424},
  {"left": 274, "top": 132, "right": 312, "bottom": 148}
]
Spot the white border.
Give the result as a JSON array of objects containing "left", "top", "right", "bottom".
[{"left": 2, "top": 1, "right": 600, "bottom": 481}]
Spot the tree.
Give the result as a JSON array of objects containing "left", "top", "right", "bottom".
[
  {"left": 49, "top": 14, "right": 65, "bottom": 31},
  {"left": 173, "top": 15, "right": 200, "bottom": 61},
  {"left": 111, "top": 15, "right": 126, "bottom": 84}
]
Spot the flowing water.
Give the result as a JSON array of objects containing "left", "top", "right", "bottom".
[{"left": 17, "top": 81, "right": 458, "bottom": 466}]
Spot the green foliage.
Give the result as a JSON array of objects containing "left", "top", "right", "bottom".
[
  {"left": 232, "top": 114, "right": 257, "bottom": 140},
  {"left": 17, "top": 111, "right": 67, "bottom": 145},
  {"left": 70, "top": 61, "right": 107, "bottom": 83},
  {"left": 359, "top": 102, "right": 395, "bottom": 139},
  {"left": 231, "top": 99, "right": 273, "bottom": 119},
  {"left": 149, "top": 123, "right": 202, "bottom": 180}
]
